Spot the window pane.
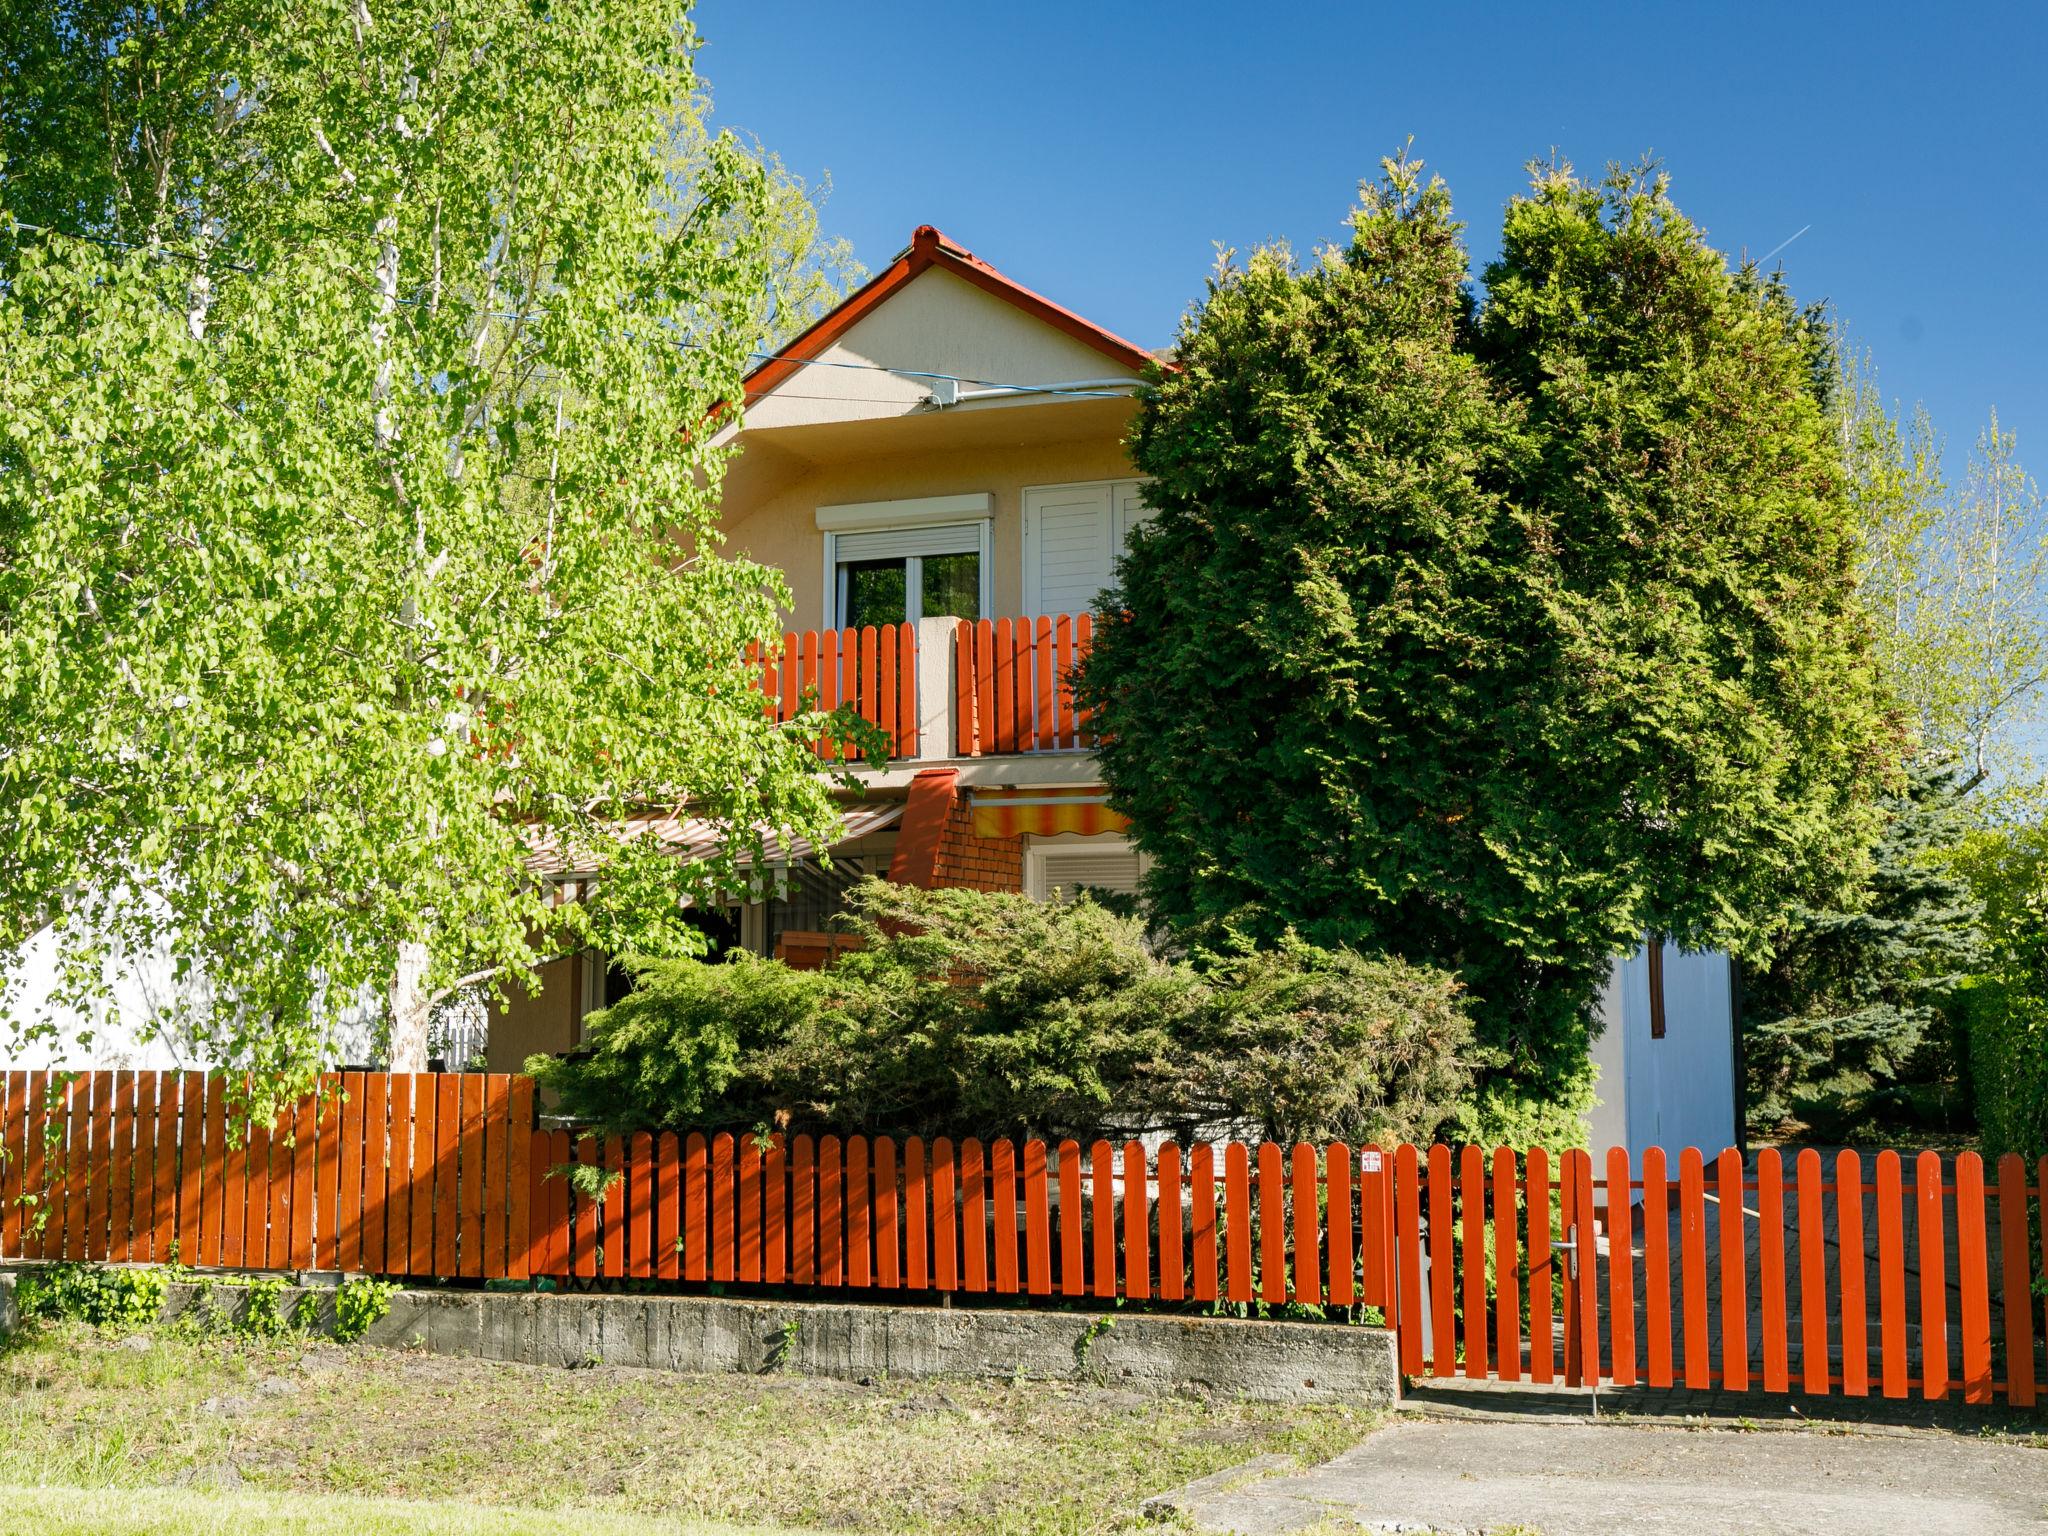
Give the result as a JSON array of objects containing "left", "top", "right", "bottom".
[
  {"left": 921, "top": 551, "right": 980, "bottom": 621},
  {"left": 842, "top": 558, "right": 908, "bottom": 629}
]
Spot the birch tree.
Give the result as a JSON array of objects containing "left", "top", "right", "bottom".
[
  {"left": 1844, "top": 361, "right": 2048, "bottom": 789},
  {"left": 0, "top": 0, "right": 857, "bottom": 1102}
]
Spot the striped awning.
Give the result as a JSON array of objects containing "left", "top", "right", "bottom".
[
  {"left": 530, "top": 800, "right": 904, "bottom": 901},
  {"left": 970, "top": 786, "right": 1129, "bottom": 839}
]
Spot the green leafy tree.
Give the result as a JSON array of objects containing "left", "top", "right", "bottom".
[
  {"left": 1081, "top": 153, "right": 1896, "bottom": 1135},
  {"left": 0, "top": 0, "right": 856, "bottom": 1103},
  {"left": 1743, "top": 758, "right": 1983, "bottom": 1138},
  {"left": 1948, "top": 824, "right": 2048, "bottom": 1159},
  {"left": 1841, "top": 356, "right": 2048, "bottom": 792}
]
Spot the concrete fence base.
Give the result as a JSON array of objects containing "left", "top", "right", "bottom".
[{"left": 4, "top": 1270, "right": 1399, "bottom": 1405}]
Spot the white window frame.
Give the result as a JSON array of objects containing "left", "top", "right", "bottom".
[{"left": 817, "top": 493, "right": 994, "bottom": 630}]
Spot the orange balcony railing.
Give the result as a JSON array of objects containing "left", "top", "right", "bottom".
[
  {"left": 748, "top": 623, "right": 918, "bottom": 761},
  {"left": 954, "top": 615, "right": 1095, "bottom": 756}
]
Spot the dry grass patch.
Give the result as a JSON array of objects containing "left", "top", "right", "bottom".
[{"left": 0, "top": 1323, "right": 1375, "bottom": 1534}]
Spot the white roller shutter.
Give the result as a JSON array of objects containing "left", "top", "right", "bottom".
[
  {"left": 832, "top": 522, "right": 983, "bottom": 563},
  {"left": 1028, "top": 840, "right": 1144, "bottom": 902}
]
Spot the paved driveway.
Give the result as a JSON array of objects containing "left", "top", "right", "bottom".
[{"left": 1169, "top": 1417, "right": 2048, "bottom": 1535}]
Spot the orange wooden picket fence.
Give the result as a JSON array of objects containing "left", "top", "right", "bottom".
[
  {"left": 6, "top": 1068, "right": 2045, "bottom": 1406},
  {"left": 1386, "top": 1144, "right": 2046, "bottom": 1407},
  {"left": 0, "top": 1071, "right": 533, "bottom": 1279},
  {"left": 954, "top": 614, "right": 1095, "bottom": 755},
  {"left": 747, "top": 623, "right": 918, "bottom": 760},
  {"left": 520, "top": 1125, "right": 1373, "bottom": 1306}
]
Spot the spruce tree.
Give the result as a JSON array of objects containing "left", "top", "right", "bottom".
[{"left": 1744, "top": 758, "right": 1984, "bottom": 1137}]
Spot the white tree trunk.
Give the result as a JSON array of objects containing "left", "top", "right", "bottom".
[{"left": 388, "top": 939, "right": 432, "bottom": 1072}]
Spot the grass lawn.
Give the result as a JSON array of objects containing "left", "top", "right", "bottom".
[{"left": 0, "top": 1321, "right": 1376, "bottom": 1534}]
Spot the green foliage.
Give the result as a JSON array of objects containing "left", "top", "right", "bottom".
[
  {"left": 795, "top": 880, "right": 1201, "bottom": 1140},
  {"left": 528, "top": 953, "right": 831, "bottom": 1135},
  {"left": 1159, "top": 940, "right": 1479, "bottom": 1146},
  {"left": 13, "top": 1263, "right": 168, "bottom": 1330},
  {"left": 333, "top": 1278, "right": 399, "bottom": 1345},
  {"left": 1744, "top": 758, "right": 1984, "bottom": 1137},
  {"left": 1949, "top": 824, "right": 2048, "bottom": 1158},
  {"left": 533, "top": 879, "right": 1476, "bottom": 1145},
  {"left": 1081, "top": 150, "right": 1895, "bottom": 1125},
  {"left": 0, "top": 0, "right": 858, "bottom": 1099}
]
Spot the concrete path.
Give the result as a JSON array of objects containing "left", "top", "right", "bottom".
[{"left": 1171, "top": 1417, "right": 2048, "bottom": 1535}]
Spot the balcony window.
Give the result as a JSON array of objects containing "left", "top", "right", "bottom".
[
  {"left": 816, "top": 493, "right": 994, "bottom": 630},
  {"left": 837, "top": 548, "right": 981, "bottom": 627}
]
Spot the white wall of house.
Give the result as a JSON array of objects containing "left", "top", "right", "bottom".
[{"left": 1588, "top": 939, "right": 1739, "bottom": 1168}]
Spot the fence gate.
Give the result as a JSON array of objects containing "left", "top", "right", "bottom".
[{"left": 1380, "top": 1144, "right": 2044, "bottom": 1406}]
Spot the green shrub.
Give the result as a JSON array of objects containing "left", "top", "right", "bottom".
[
  {"left": 532, "top": 878, "right": 1481, "bottom": 1146},
  {"left": 1160, "top": 941, "right": 1479, "bottom": 1146},
  {"left": 333, "top": 1277, "right": 398, "bottom": 1343},
  {"left": 1957, "top": 977, "right": 2048, "bottom": 1160},
  {"left": 527, "top": 951, "right": 830, "bottom": 1135},
  {"left": 14, "top": 1263, "right": 168, "bottom": 1329},
  {"left": 776, "top": 879, "right": 1202, "bottom": 1140},
  {"left": 1950, "top": 824, "right": 2048, "bottom": 1158}
]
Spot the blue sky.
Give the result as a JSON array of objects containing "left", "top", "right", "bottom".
[{"left": 697, "top": 0, "right": 2047, "bottom": 467}]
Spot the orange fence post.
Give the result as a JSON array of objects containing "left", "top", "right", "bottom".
[
  {"left": 684, "top": 1132, "right": 709, "bottom": 1283},
  {"left": 765, "top": 1134, "right": 789, "bottom": 1286},
  {"left": 1191, "top": 1143, "right": 1219, "bottom": 1304},
  {"left": 929, "top": 1137, "right": 955, "bottom": 1292},
  {"left": 1916, "top": 1150, "right": 1949, "bottom": 1401},
  {"left": 1427, "top": 1145, "right": 1456, "bottom": 1375},
  {"left": 382, "top": 1077, "right": 411, "bottom": 1278},
  {"left": 1526, "top": 1147, "right": 1554, "bottom": 1383},
  {"left": 1876, "top": 1150, "right": 1907, "bottom": 1398},
  {"left": 1796, "top": 1148, "right": 1830, "bottom": 1396},
  {"left": 1714, "top": 1148, "right": 1747, "bottom": 1392},
  {"left": 1492, "top": 1147, "right": 1522, "bottom": 1381},
  {"left": 1997, "top": 1154, "right": 2037, "bottom": 1406},
  {"left": 1642, "top": 1147, "right": 1672, "bottom": 1389},
  {"left": 904, "top": 1136, "right": 928, "bottom": 1291},
  {"left": 406, "top": 1078, "right": 435, "bottom": 1278},
  {"left": 1260, "top": 1143, "right": 1290, "bottom": 1309},
  {"left": 713, "top": 1131, "right": 738, "bottom": 1285},
  {"left": 733, "top": 1133, "right": 760, "bottom": 1285},
  {"left": 656, "top": 1131, "right": 680, "bottom": 1284},
  {"left": 958, "top": 1137, "right": 985, "bottom": 1293},
  {"left": 1018, "top": 1138, "right": 1046, "bottom": 1295},
  {"left": 846, "top": 1135, "right": 872, "bottom": 1289},
  {"left": 986, "top": 1138, "right": 1013, "bottom": 1295},
  {"left": 1460, "top": 1146, "right": 1488, "bottom": 1379},
  {"left": 156, "top": 1074, "right": 185, "bottom": 1265},
  {"left": 1057, "top": 1139, "right": 1084, "bottom": 1298},
  {"left": 600, "top": 1135, "right": 626, "bottom": 1282},
  {"left": 0, "top": 1071, "right": 21, "bottom": 1260},
  {"left": 107, "top": 1071, "right": 136, "bottom": 1264},
  {"left": 1391, "top": 1145, "right": 1423, "bottom": 1374},
  {"left": 1679, "top": 1148, "right": 1709, "bottom": 1389},
  {"left": 1157, "top": 1143, "right": 1186, "bottom": 1303},
  {"left": 1226, "top": 1143, "right": 1254, "bottom": 1307},
  {"left": 433, "top": 1075, "right": 461, "bottom": 1277},
  {"left": 1758, "top": 1149, "right": 1789, "bottom": 1394},
  {"left": 630, "top": 1130, "right": 656, "bottom": 1279},
  {"left": 1838, "top": 1150, "right": 1869, "bottom": 1396},
  {"left": 875, "top": 1135, "right": 901, "bottom": 1289},
  {"left": 1293, "top": 1143, "right": 1323, "bottom": 1308},
  {"left": 1605, "top": 1148, "right": 1637, "bottom": 1387},
  {"left": 1954, "top": 1152, "right": 1992, "bottom": 1405},
  {"left": 1125, "top": 1140, "right": 1152, "bottom": 1302},
  {"left": 1092, "top": 1139, "right": 1118, "bottom": 1300},
  {"left": 1325, "top": 1142, "right": 1353, "bottom": 1310}
]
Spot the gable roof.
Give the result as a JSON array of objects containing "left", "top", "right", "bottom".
[{"left": 743, "top": 225, "right": 1156, "bottom": 405}]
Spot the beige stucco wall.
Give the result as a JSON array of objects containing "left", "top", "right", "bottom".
[
  {"left": 723, "top": 430, "right": 1139, "bottom": 632},
  {"left": 488, "top": 952, "right": 582, "bottom": 1070},
  {"left": 744, "top": 267, "right": 1129, "bottom": 433}
]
